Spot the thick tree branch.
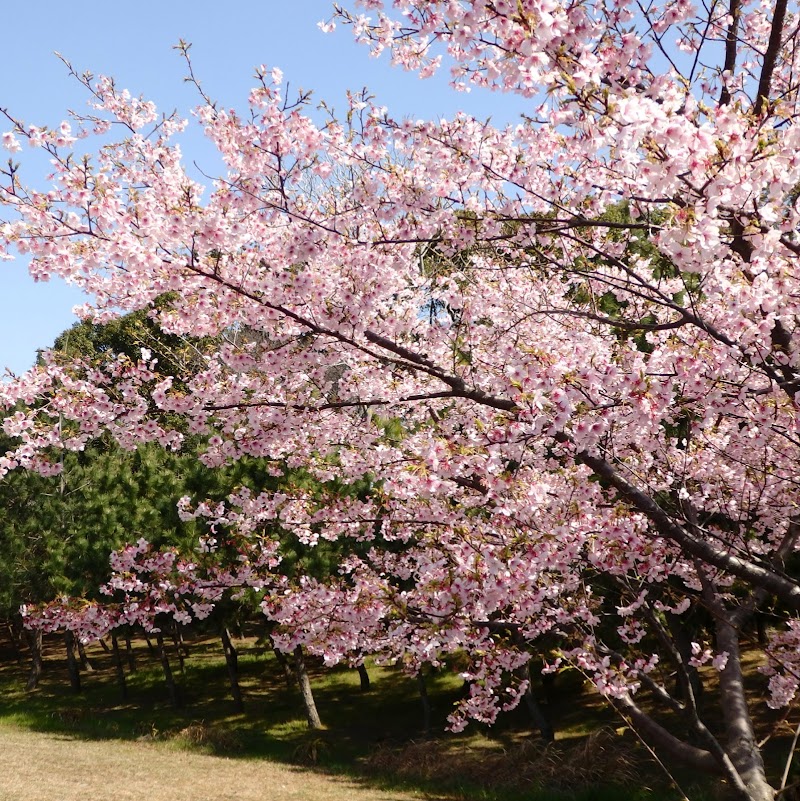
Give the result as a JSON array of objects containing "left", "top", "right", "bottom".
[
  {"left": 612, "top": 693, "right": 724, "bottom": 775},
  {"left": 720, "top": 0, "right": 741, "bottom": 105},
  {"left": 754, "top": 0, "right": 789, "bottom": 116},
  {"left": 206, "top": 390, "right": 458, "bottom": 412},
  {"left": 578, "top": 451, "right": 800, "bottom": 609}
]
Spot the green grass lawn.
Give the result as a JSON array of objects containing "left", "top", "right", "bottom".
[{"left": 0, "top": 629, "right": 722, "bottom": 801}]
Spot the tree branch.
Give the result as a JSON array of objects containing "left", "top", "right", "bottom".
[
  {"left": 578, "top": 450, "right": 800, "bottom": 609},
  {"left": 720, "top": 0, "right": 741, "bottom": 105},
  {"left": 754, "top": 0, "right": 789, "bottom": 115},
  {"left": 611, "top": 693, "right": 724, "bottom": 775}
]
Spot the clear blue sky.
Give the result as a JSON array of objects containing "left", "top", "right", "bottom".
[{"left": 0, "top": 1, "right": 525, "bottom": 376}]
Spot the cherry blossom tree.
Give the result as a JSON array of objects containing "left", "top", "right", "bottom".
[{"left": 3, "top": 1, "right": 800, "bottom": 797}]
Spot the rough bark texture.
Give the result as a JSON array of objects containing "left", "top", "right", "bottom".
[
  {"left": 293, "top": 645, "right": 322, "bottom": 729},
  {"left": 221, "top": 627, "right": 244, "bottom": 712}
]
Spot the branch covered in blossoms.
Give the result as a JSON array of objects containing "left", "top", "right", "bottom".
[{"left": 6, "top": 1, "right": 800, "bottom": 797}]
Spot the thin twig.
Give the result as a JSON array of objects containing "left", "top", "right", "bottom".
[{"left": 781, "top": 718, "right": 800, "bottom": 790}]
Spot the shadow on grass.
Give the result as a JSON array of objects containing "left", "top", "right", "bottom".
[{"left": 0, "top": 632, "right": 697, "bottom": 801}]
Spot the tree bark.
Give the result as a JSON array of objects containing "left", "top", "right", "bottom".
[
  {"left": 579, "top": 451, "right": 800, "bottom": 610},
  {"left": 6, "top": 621, "right": 23, "bottom": 664},
  {"left": 612, "top": 693, "right": 724, "bottom": 776},
  {"left": 125, "top": 631, "right": 136, "bottom": 672},
  {"left": 76, "top": 640, "right": 94, "bottom": 672},
  {"left": 220, "top": 627, "right": 244, "bottom": 712},
  {"left": 357, "top": 663, "right": 371, "bottom": 692},
  {"left": 172, "top": 623, "right": 186, "bottom": 673},
  {"left": 756, "top": 614, "right": 768, "bottom": 648},
  {"left": 716, "top": 619, "right": 775, "bottom": 801},
  {"left": 293, "top": 645, "right": 322, "bottom": 729},
  {"left": 666, "top": 612, "right": 704, "bottom": 705},
  {"left": 64, "top": 631, "right": 81, "bottom": 693},
  {"left": 24, "top": 628, "right": 43, "bottom": 691},
  {"left": 111, "top": 632, "right": 128, "bottom": 700},
  {"left": 517, "top": 663, "right": 554, "bottom": 742},
  {"left": 417, "top": 670, "right": 431, "bottom": 736},
  {"left": 273, "top": 643, "right": 295, "bottom": 690},
  {"left": 156, "top": 632, "right": 181, "bottom": 708}
]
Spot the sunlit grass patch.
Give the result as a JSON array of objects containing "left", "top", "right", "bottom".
[{"left": 0, "top": 630, "right": 697, "bottom": 800}]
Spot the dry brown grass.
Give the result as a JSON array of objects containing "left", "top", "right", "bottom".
[
  {"left": 364, "top": 728, "right": 643, "bottom": 794},
  {"left": 0, "top": 724, "right": 429, "bottom": 801}
]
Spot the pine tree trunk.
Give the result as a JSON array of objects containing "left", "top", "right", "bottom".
[
  {"left": 111, "top": 632, "right": 128, "bottom": 700},
  {"left": 756, "top": 614, "right": 768, "bottom": 648},
  {"left": 667, "top": 613, "right": 704, "bottom": 705},
  {"left": 6, "top": 621, "right": 23, "bottom": 664},
  {"left": 25, "top": 628, "right": 43, "bottom": 691},
  {"left": 172, "top": 624, "right": 185, "bottom": 674},
  {"left": 76, "top": 640, "right": 94, "bottom": 672},
  {"left": 156, "top": 632, "right": 181, "bottom": 708},
  {"left": 517, "top": 663, "right": 554, "bottom": 742},
  {"left": 293, "top": 645, "right": 322, "bottom": 729},
  {"left": 273, "top": 643, "right": 295, "bottom": 690},
  {"left": 125, "top": 632, "right": 136, "bottom": 672},
  {"left": 221, "top": 627, "right": 244, "bottom": 712},
  {"left": 357, "top": 663, "right": 371, "bottom": 692},
  {"left": 417, "top": 670, "right": 431, "bottom": 735},
  {"left": 64, "top": 631, "right": 81, "bottom": 693}
]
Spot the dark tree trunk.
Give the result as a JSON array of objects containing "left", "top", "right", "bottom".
[
  {"left": 755, "top": 613, "right": 768, "bottom": 648},
  {"left": 6, "top": 621, "right": 23, "bottom": 664},
  {"left": 76, "top": 640, "right": 94, "bottom": 672},
  {"left": 357, "top": 663, "right": 371, "bottom": 692},
  {"left": 25, "top": 628, "right": 43, "bottom": 691},
  {"left": 220, "top": 627, "right": 244, "bottom": 712},
  {"left": 517, "top": 663, "right": 554, "bottom": 742},
  {"left": 171, "top": 623, "right": 186, "bottom": 673},
  {"left": 273, "top": 643, "right": 295, "bottom": 690},
  {"left": 98, "top": 638, "right": 112, "bottom": 653},
  {"left": 541, "top": 670, "right": 556, "bottom": 704},
  {"left": 156, "top": 632, "right": 181, "bottom": 708},
  {"left": 111, "top": 632, "right": 128, "bottom": 700},
  {"left": 124, "top": 631, "right": 136, "bottom": 672},
  {"left": 293, "top": 645, "right": 322, "bottom": 729},
  {"left": 144, "top": 634, "right": 156, "bottom": 657},
  {"left": 64, "top": 631, "right": 81, "bottom": 693},
  {"left": 667, "top": 613, "right": 704, "bottom": 705},
  {"left": 417, "top": 670, "right": 431, "bottom": 735}
]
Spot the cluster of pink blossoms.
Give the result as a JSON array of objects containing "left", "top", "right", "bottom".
[{"left": 5, "top": 2, "right": 800, "bottom": 795}]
